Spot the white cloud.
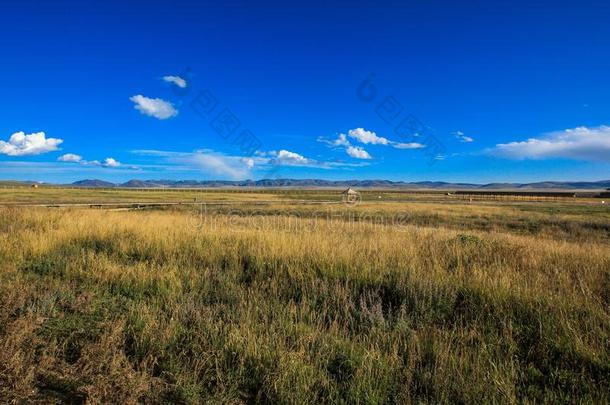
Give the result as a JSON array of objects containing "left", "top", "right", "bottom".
[
  {"left": 258, "top": 149, "right": 366, "bottom": 168},
  {"left": 130, "top": 95, "right": 178, "bottom": 120},
  {"left": 266, "top": 149, "right": 367, "bottom": 168},
  {"left": 271, "top": 149, "right": 313, "bottom": 166},
  {"left": 346, "top": 128, "right": 426, "bottom": 149},
  {"left": 488, "top": 126, "right": 610, "bottom": 162},
  {"left": 453, "top": 131, "right": 474, "bottom": 143},
  {"left": 346, "top": 145, "right": 372, "bottom": 159},
  {"left": 163, "top": 75, "right": 187, "bottom": 88},
  {"left": 102, "top": 157, "right": 121, "bottom": 167},
  {"left": 57, "top": 153, "right": 82, "bottom": 162},
  {"left": 57, "top": 154, "right": 136, "bottom": 169},
  {"left": 319, "top": 128, "right": 427, "bottom": 159},
  {"left": 0, "top": 131, "right": 63, "bottom": 156},
  {"left": 348, "top": 128, "right": 389, "bottom": 145},
  {"left": 392, "top": 142, "right": 425, "bottom": 149}
]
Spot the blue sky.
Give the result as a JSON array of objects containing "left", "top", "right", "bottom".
[{"left": 1, "top": 0, "right": 609, "bottom": 183}]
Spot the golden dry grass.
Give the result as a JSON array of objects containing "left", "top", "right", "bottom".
[{"left": 0, "top": 197, "right": 608, "bottom": 403}]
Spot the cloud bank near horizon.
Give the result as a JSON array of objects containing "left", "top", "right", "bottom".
[{"left": 488, "top": 126, "right": 610, "bottom": 162}]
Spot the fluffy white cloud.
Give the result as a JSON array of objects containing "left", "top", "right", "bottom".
[
  {"left": 130, "top": 95, "right": 178, "bottom": 120},
  {"left": 489, "top": 126, "right": 610, "bottom": 162},
  {"left": 264, "top": 149, "right": 367, "bottom": 168},
  {"left": 254, "top": 149, "right": 365, "bottom": 168},
  {"left": 58, "top": 153, "right": 82, "bottom": 162},
  {"left": 102, "top": 157, "right": 120, "bottom": 167},
  {"left": 57, "top": 154, "right": 134, "bottom": 169},
  {"left": 272, "top": 149, "right": 313, "bottom": 166},
  {"left": 348, "top": 128, "right": 389, "bottom": 145},
  {"left": 453, "top": 131, "right": 474, "bottom": 143},
  {"left": 319, "top": 127, "right": 427, "bottom": 159},
  {"left": 346, "top": 128, "right": 426, "bottom": 149},
  {"left": 163, "top": 75, "right": 187, "bottom": 88},
  {"left": 346, "top": 145, "right": 372, "bottom": 159},
  {"left": 0, "top": 131, "right": 63, "bottom": 156}
]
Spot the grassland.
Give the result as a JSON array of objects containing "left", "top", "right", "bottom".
[{"left": 0, "top": 188, "right": 608, "bottom": 403}]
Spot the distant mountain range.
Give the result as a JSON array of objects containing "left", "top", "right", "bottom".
[{"left": 63, "top": 179, "right": 610, "bottom": 190}]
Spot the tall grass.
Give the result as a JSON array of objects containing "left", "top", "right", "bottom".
[{"left": 0, "top": 205, "right": 608, "bottom": 403}]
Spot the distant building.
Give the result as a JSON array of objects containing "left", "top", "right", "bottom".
[
  {"left": 31, "top": 184, "right": 39, "bottom": 189},
  {"left": 342, "top": 188, "right": 360, "bottom": 205}
]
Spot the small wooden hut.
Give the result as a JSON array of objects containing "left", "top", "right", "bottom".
[{"left": 342, "top": 188, "right": 360, "bottom": 204}]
